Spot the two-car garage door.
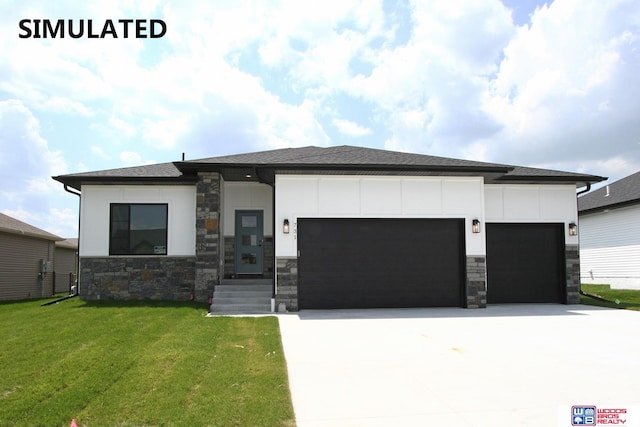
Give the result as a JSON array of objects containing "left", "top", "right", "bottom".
[
  {"left": 296, "top": 219, "right": 566, "bottom": 309},
  {"left": 297, "top": 218, "right": 465, "bottom": 309}
]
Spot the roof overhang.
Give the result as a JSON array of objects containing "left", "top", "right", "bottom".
[
  {"left": 52, "top": 175, "right": 199, "bottom": 191},
  {"left": 174, "top": 161, "right": 514, "bottom": 184}
]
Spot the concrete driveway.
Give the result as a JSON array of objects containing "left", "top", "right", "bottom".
[{"left": 278, "top": 305, "right": 640, "bottom": 427}]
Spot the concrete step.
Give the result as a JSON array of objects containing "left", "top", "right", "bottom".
[
  {"left": 215, "top": 284, "right": 271, "bottom": 292},
  {"left": 210, "top": 280, "right": 273, "bottom": 314},
  {"left": 213, "top": 296, "right": 271, "bottom": 304},
  {"left": 220, "top": 279, "right": 272, "bottom": 286},
  {"left": 214, "top": 290, "right": 271, "bottom": 298},
  {"left": 210, "top": 303, "right": 272, "bottom": 313}
]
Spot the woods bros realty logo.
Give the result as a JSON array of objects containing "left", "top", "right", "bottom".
[
  {"left": 571, "top": 405, "right": 630, "bottom": 425},
  {"left": 18, "top": 19, "right": 166, "bottom": 39}
]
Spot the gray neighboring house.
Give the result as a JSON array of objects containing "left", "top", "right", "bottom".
[
  {"left": 53, "top": 145, "right": 605, "bottom": 311},
  {"left": 578, "top": 171, "right": 640, "bottom": 290},
  {"left": 0, "top": 213, "right": 63, "bottom": 300},
  {"left": 54, "top": 238, "right": 78, "bottom": 293}
]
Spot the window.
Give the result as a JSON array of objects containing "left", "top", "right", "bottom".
[{"left": 110, "top": 204, "right": 168, "bottom": 255}]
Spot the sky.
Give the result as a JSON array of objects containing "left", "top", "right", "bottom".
[{"left": 1, "top": 0, "right": 639, "bottom": 238}]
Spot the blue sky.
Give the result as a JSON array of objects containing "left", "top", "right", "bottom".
[{"left": 1, "top": 0, "right": 639, "bottom": 238}]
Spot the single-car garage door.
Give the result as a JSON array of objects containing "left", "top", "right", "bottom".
[
  {"left": 297, "top": 218, "right": 465, "bottom": 309},
  {"left": 486, "top": 223, "right": 565, "bottom": 304}
]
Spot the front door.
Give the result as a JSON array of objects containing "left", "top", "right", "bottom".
[{"left": 234, "top": 210, "right": 264, "bottom": 275}]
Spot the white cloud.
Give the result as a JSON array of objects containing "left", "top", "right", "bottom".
[
  {"left": 0, "top": 99, "right": 75, "bottom": 236},
  {"left": 119, "top": 151, "right": 142, "bottom": 165},
  {"left": 482, "top": 0, "right": 640, "bottom": 174},
  {"left": 90, "top": 145, "right": 110, "bottom": 159},
  {"left": 1, "top": 0, "right": 639, "bottom": 222},
  {"left": 332, "top": 118, "right": 372, "bottom": 137}
]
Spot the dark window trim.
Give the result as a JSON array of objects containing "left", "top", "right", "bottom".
[{"left": 109, "top": 203, "right": 169, "bottom": 256}]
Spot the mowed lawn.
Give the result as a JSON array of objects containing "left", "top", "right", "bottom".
[
  {"left": 0, "top": 297, "right": 294, "bottom": 427},
  {"left": 581, "top": 284, "right": 640, "bottom": 311}
]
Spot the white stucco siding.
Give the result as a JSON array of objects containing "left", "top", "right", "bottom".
[
  {"left": 222, "top": 182, "right": 273, "bottom": 236},
  {"left": 79, "top": 185, "right": 196, "bottom": 257},
  {"left": 275, "top": 175, "right": 485, "bottom": 257},
  {"left": 484, "top": 184, "right": 579, "bottom": 245},
  {"left": 580, "top": 204, "right": 640, "bottom": 289}
]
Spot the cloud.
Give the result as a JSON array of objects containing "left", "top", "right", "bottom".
[
  {"left": 481, "top": 0, "right": 640, "bottom": 177},
  {"left": 91, "top": 145, "right": 110, "bottom": 159},
  {"left": 332, "top": 118, "right": 372, "bottom": 137},
  {"left": 0, "top": 99, "right": 75, "bottom": 235},
  {"left": 1, "top": 0, "right": 639, "bottom": 208},
  {"left": 120, "top": 151, "right": 142, "bottom": 165}
]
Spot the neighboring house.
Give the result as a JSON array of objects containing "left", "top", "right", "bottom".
[
  {"left": 0, "top": 213, "right": 63, "bottom": 300},
  {"left": 53, "top": 145, "right": 604, "bottom": 310},
  {"left": 578, "top": 171, "right": 640, "bottom": 290},
  {"left": 54, "top": 238, "right": 78, "bottom": 293}
]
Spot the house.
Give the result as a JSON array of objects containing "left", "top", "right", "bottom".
[
  {"left": 53, "top": 145, "right": 605, "bottom": 310},
  {"left": 578, "top": 171, "right": 640, "bottom": 290},
  {"left": 54, "top": 238, "right": 78, "bottom": 293},
  {"left": 0, "top": 213, "right": 63, "bottom": 300}
]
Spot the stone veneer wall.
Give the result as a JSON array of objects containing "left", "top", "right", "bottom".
[
  {"left": 79, "top": 257, "right": 196, "bottom": 300},
  {"left": 194, "top": 172, "right": 222, "bottom": 302},
  {"left": 223, "top": 237, "right": 274, "bottom": 278},
  {"left": 466, "top": 256, "right": 487, "bottom": 308},
  {"left": 275, "top": 258, "right": 298, "bottom": 311},
  {"left": 565, "top": 244, "right": 580, "bottom": 304}
]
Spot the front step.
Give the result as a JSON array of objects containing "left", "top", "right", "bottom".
[{"left": 210, "top": 279, "right": 272, "bottom": 314}]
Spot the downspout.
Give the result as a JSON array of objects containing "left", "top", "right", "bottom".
[
  {"left": 63, "top": 185, "right": 81, "bottom": 295},
  {"left": 575, "top": 182, "right": 591, "bottom": 299}
]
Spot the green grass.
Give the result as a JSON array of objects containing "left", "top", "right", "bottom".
[
  {"left": 580, "top": 284, "right": 640, "bottom": 311},
  {"left": 0, "top": 298, "right": 295, "bottom": 427}
]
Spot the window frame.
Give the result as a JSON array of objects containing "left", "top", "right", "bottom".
[{"left": 109, "top": 203, "right": 169, "bottom": 256}]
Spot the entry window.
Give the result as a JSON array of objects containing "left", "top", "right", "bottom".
[
  {"left": 110, "top": 204, "right": 168, "bottom": 255},
  {"left": 241, "top": 253, "right": 257, "bottom": 264}
]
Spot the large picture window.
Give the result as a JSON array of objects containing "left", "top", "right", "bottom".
[{"left": 110, "top": 204, "right": 168, "bottom": 255}]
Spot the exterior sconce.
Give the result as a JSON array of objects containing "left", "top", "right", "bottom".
[
  {"left": 568, "top": 222, "right": 577, "bottom": 236},
  {"left": 472, "top": 219, "right": 481, "bottom": 234},
  {"left": 283, "top": 219, "right": 290, "bottom": 234}
]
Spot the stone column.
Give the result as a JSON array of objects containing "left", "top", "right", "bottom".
[
  {"left": 195, "top": 172, "right": 222, "bottom": 302},
  {"left": 565, "top": 244, "right": 581, "bottom": 304},
  {"left": 466, "top": 256, "right": 487, "bottom": 308}
]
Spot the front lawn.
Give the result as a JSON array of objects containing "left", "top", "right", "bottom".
[
  {"left": 0, "top": 298, "right": 294, "bottom": 427},
  {"left": 581, "top": 284, "right": 640, "bottom": 311}
]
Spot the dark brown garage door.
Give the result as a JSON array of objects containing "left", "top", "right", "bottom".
[
  {"left": 297, "top": 218, "right": 465, "bottom": 309},
  {"left": 486, "top": 223, "right": 565, "bottom": 304}
]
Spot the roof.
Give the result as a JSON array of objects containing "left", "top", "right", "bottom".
[
  {"left": 54, "top": 145, "right": 606, "bottom": 189},
  {"left": 0, "top": 213, "right": 63, "bottom": 241},
  {"left": 578, "top": 170, "right": 640, "bottom": 214},
  {"left": 55, "top": 238, "right": 78, "bottom": 250}
]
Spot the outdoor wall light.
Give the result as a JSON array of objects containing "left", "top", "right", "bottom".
[
  {"left": 568, "top": 222, "right": 578, "bottom": 236},
  {"left": 283, "top": 219, "right": 290, "bottom": 234},
  {"left": 472, "top": 218, "right": 481, "bottom": 234}
]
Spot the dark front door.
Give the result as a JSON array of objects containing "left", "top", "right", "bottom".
[
  {"left": 297, "top": 218, "right": 465, "bottom": 309},
  {"left": 234, "top": 210, "right": 264, "bottom": 275},
  {"left": 486, "top": 223, "right": 565, "bottom": 304}
]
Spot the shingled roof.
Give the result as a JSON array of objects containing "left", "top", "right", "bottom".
[
  {"left": 0, "top": 213, "right": 63, "bottom": 241},
  {"left": 54, "top": 145, "right": 605, "bottom": 189},
  {"left": 578, "top": 170, "right": 640, "bottom": 214}
]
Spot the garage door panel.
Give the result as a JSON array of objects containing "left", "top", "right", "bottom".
[
  {"left": 297, "top": 218, "right": 464, "bottom": 309},
  {"left": 486, "top": 223, "right": 565, "bottom": 304}
]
